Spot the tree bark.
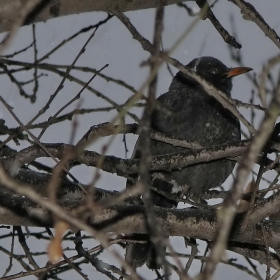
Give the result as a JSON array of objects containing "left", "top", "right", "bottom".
[{"left": 0, "top": 0, "right": 191, "bottom": 33}]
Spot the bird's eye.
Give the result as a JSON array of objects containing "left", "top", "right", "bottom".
[{"left": 210, "top": 68, "right": 218, "bottom": 75}]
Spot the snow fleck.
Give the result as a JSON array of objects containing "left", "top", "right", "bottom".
[
  {"left": 193, "top": 58, "right": 201, "bottom": 73},
  {"left": 171, "top": 185, "right": 182, "bottom": 194}
]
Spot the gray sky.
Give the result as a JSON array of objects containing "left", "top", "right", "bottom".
[{"left": 0, "top": 1, "right": 279, "bottom": 279}]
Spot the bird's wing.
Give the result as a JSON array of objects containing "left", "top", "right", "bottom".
[{"left": 151, "top": 89, "right": 205, "bottom": 146}]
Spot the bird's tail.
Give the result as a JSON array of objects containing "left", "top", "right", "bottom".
[
  {"left": 125, "top": 187, "right": 177, "bottom": 270},
  {"left": 125, "top": 241, "right": 152, "bottom": 269}
]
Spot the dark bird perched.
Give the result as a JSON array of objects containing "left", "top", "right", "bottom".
[{"left": 125, "top": 56, "right": 252, "bottom": 269}]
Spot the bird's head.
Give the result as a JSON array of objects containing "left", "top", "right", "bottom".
[{"left": 171, "top": 56, "right": 252, "bottom": 96}]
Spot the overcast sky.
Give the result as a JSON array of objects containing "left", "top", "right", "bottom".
[{"left": 0, "top": 1, "right": 279, "bottom": 279}]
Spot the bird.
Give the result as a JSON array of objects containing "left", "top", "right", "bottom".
[{"left": 125, "top": 56, "right": 252, "bottom": 269}]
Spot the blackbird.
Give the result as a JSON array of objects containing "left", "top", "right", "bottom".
[{"left": 125, "top": 56, "right": 252, "bottom": 269}]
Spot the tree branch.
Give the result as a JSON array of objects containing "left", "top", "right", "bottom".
[{"left": 0, "top": 0, "right": 193, "bottom": 33}]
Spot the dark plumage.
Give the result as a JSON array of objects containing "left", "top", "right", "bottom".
[{"left": 125, "top": 56, "right": 252, "bottom": 269}]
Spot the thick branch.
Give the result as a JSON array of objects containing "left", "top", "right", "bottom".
[
  {"left": 0, "top": 0, "right": 191, "bottom": 33},
  {"left": 2, "top": 141, "right": 249, "bottom": 177},
  {"left": 1, "top": 185, "right": 280, "bottom": 270}
]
